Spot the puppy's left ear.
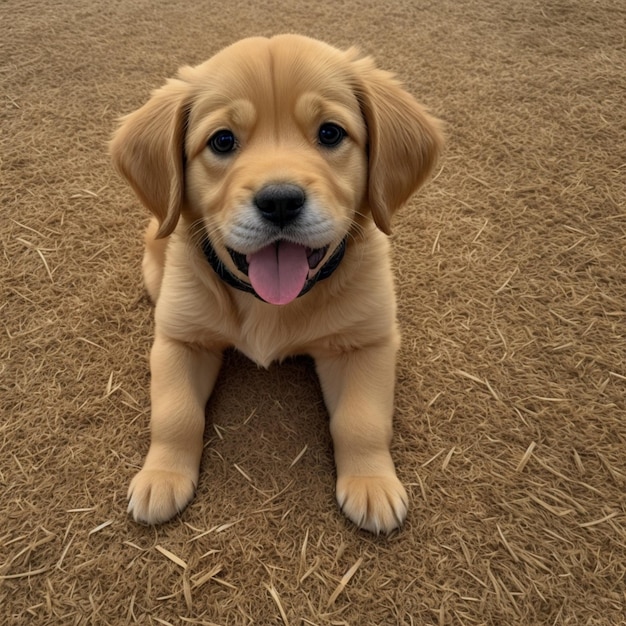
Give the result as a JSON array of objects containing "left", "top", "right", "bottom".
[
  {"left": 110, "top": 77, "right": 190, "bottom": 239},
  {"left": 352, "top": 55, "right": 443, "bottom": 235}
]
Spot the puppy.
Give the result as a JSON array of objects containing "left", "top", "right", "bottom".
[{"left": 110, "top": 34, "right": 442, "bottom": 534}]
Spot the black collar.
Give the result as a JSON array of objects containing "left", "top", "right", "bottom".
[{"left": 201, "top": 237, "right": 347, "bottom": 302}]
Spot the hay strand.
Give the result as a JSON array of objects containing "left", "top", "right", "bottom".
[
  {"left": 327, "top": 557, "right": 364, "bottom": 607},
  {"left": 155, "top": 545, "right": 188, "bottom": 570}
]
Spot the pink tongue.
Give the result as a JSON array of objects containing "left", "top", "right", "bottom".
[{"left": 247, "top": 241, "right": 309, "bottom": 305}]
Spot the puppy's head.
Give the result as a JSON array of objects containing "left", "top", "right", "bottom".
[{"left": 111, "top": 35, "right": 442, "bottom": 305}]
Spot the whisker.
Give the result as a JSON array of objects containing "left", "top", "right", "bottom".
[
  {"left": 187, "top": 218, "right": 226, "bottom": 252},
  {"left": 347, "top": 221, "right": 366, "bottom": 244}
]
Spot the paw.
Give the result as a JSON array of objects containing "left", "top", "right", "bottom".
[
  {"left": 127, "top": 468, "right": 196, "bottom": 525},
  {"left": 337, "top": 474, "right": 408, "bottom": 535}
]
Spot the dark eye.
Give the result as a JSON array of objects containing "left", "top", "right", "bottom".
[
  {"left": 318, "top": 123, "right": 346, "bottom": 148},
  {"left": 208, "top": 129, "right": 237, "bottom": 154}
]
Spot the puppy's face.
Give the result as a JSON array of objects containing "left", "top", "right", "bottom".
[
  {"left": 183, "top": 37, "right": 368, "bottom": 303},
  {"left": 111, "top": 35, "right": 442, "bottom": 305}
]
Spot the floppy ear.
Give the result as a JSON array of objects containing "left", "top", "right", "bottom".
[
  {"left": 352, "top": 56, "right": 443, "bottom": 235},
  {"left": 110, "top": 78, "right": 190, "bottom": 239}
]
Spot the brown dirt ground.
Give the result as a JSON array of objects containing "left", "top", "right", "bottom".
[{"left": 2, "top": 0, "right": 626, "bottom": 624}]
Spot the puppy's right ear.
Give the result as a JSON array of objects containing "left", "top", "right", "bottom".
[
  {"left": 110, "top": 78, "right": 190, "bottom": 239},
  {"left": 350, "top": 54, "right": 443, "bottom": 235}
]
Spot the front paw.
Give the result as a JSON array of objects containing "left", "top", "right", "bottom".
[
  {"left": 127, "top": 468, "right": 196, "bottom": 525},
  {"left": 337, "top": 474, "right": 408, "bottom": 535}
]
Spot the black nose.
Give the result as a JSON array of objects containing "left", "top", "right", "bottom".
[{"left": 254, "top": 184, "right": 306, "bottom": 228}]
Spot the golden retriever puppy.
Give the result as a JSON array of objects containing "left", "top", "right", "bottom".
[{"left": 110, "top": 34, "right": 442, "bottom": 534}]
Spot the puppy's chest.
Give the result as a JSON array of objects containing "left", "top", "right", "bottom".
[
  {"left": 231, "top": 312, "right": 313, "bottom": 368},
  {"left": 235, "top": 336, "right": 289, "bottom": 369},
  {"left": 159, "top": 293, "right": 322, "bottom": 367}
]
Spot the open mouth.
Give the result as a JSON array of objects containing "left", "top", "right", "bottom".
[
  {"left": 227, "top": 241, "right": 329, "bottom": 306},
  {"left": 227, "top": 243, "right": 328, "bottom": 276}
]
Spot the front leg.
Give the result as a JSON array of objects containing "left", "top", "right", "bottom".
[
  {"left": 128, "top": 333, "right": 222, "bottom": 524},
  {"left": 313, "top": 337, "right": 408, "bottom": 534}
]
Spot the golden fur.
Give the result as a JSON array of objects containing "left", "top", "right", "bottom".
[{"left": 110, "top": 34, "right": 442, "bottom": 534}]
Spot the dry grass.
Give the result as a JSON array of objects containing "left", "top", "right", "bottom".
[{"left": 2, "top": 0, "right": 625, "bottom": 624}]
